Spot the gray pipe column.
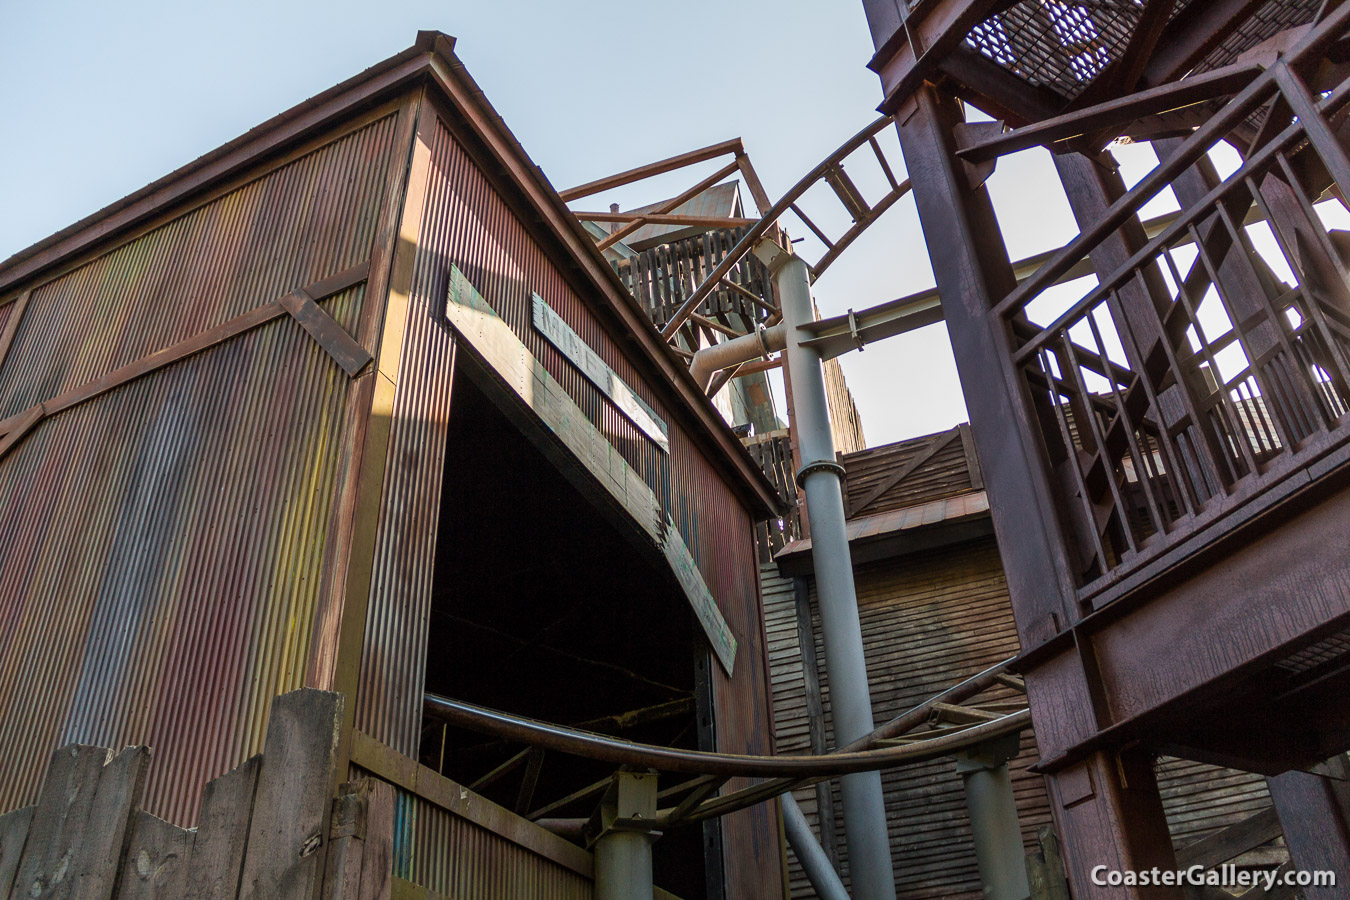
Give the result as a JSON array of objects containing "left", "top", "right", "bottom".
[
  {"left": 758, "top": 241, "right": 897, "bottom": 900},
  {"left": 782, "top": 792, "right": 852, "bottom": 900},
  {"left": 594, "top": 772, "right": 660, "bottom": 900},
  {"left": 955, "top": 733, "right": 1032, "bottom": 900}
]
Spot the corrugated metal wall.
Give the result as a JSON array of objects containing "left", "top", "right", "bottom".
[
  {"left": 391, "top": 785, "right": 592, "bottom": 899},
  {"left": 352, "top": 108, "right": 781, "bottom": 897},
  {"left": 0, "top": 112, "right": 401, "bottom": 825},
  {"left": 766, "top": 539, "right": 1280, "bottom": 898},
  {"left": 354, "top": 115, "right": 458, "bottom": 757}
]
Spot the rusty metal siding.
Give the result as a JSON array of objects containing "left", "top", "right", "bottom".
[
  {"left": 355, "top": 118, "right": 460, "bottom": 754},
  {"left": 351, "top": 110, "right": 782, "bottom": 896},
  {"left": 0, "top": 114, "right": 400, "bottom": 826}
]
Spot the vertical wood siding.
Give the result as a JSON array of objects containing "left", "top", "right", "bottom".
[
  {"left": 352, "top": 110, "right": 781, "bottom": 897},
  {"left": 0, "top": 113, "right": 400, "bottom": 825}
]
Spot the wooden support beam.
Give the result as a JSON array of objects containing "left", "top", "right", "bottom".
[
  {"left": 0, "top": 290, "right": 30, "bottom": 376},
  {"left": 867, "top": 0, "right": 1018, "bottom": 112},
  {"left": 0, "top": 263, "right": 369, "bottom": 441},
  {"left": 1068, "top": 0, "right": 1174, "bottom": 114},
  {"left": 559, "top": 137, "right": 744, "bottom": 202},
  {"left": 526, "top": 776, "right": 613, "bottom": 821},
  {"left": 1267, "top": 758, "right": 1350, "bottom": 899},
  {"left": 597, "top": 159, "right": 741, "bottom": 252},
  {"left": 280, "top": 288, "right": 373, "bottom": 377},
  {"left": 574, "top": 212, "right": 759, "bottom": 228},
  {"left": 939, "top": 45, "right": 1067, "bottom": 127},
  {"left": 1174, "top": 807, "right": 1282, "bottom": 869},
  {"left": 957, "top": 63, "right": 1265, "bottom": 163},
  {"left": 736, "top": 152, "right": 774, "bottom": 216},
  {"left": 1140, "top": 0, "right": 1266, "bottom": 88},
  {"left": 515, "top": 749, "right": 545, "bottom": 815}
]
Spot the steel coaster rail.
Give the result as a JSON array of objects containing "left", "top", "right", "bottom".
[
  {"left": 422, "top": 655, "right": 1026, "bottom": 828},
  {"left": 658, "top": 114, "right": 911, "bottom": 342},
  {"left": 423, "top": 691, "right": 1028, "bottom": 779}
]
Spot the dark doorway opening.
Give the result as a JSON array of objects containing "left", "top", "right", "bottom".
[{"left": 422, "top": 363, "right": 712, "bottom": 898}]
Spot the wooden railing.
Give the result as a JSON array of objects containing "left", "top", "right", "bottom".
[
  {"left": 611, "top": 225, "right": 777, "bottom": 351},
  {"left": 996, "top": 14, "right": 1350, "bottom": 599}
]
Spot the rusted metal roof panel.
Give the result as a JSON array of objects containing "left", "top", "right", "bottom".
[{"left": 0, "top": 113, "right": 400, "bottom": 826}]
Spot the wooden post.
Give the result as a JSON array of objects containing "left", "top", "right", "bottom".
[
  {"left": 1043, "top": 749, "right": 1180, "bottom": 899},
  {"left": 895, "top": 85, "right": 1179, "bottom": 899},
  {"left": 893, "top": 84, "right": 1078, "bottom": 651},
  {"left": 12, "top": 744, "right": 150, "bottom": 900},
  {"left": 238, "top": 689, "right": 345, "bottom": 900},
  {"left": 1267, "top": 757, "right": 1350, "bottom": 898},
  {"left": 183, "top": 755, "right": 262, "bottom": 900}
]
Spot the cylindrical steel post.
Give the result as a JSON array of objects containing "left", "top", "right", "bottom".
[
  {"left": 956, "top": 736, "right": 1032, "bottom": 900},
  {"left": 770, "top": 247, "right": 897, "bottom": 900},
  {"left": 782, "top": 792, "right": 852, "bottom": 900},
  {"left": 594, "top": 772, "right": 660, "bottom": 900},
  {"left": 595, "top": 831, "right": 656, "bottom": 900}
]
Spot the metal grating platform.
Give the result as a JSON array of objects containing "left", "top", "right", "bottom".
[{"left": 961, "top": 0, "right": 1316, "bottom": 103}]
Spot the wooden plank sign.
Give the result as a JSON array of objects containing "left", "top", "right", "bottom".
[
  {"left": 446, "top": 266, "right": 736, "bottom": 674},
  {"left": 531, "top": 294, "right": 670, "bottom": 453},
  {"left": 662, "top": 517, "right": 738, "bottom": 674}
]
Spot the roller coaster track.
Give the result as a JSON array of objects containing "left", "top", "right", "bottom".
[
  {"left": 657, "top": 113, "right": 911, "bottom": 344},
  {"left": 424, "top": 657, "right": 1027, "bottom": 829}
]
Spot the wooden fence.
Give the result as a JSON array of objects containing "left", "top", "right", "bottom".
[{"left": 0, "top": 689, "right": 392, "bottom": 900}]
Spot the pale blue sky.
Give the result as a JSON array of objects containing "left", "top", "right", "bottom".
[{"left": 0, "top": 0, "right": 1109, "bottom": 446}]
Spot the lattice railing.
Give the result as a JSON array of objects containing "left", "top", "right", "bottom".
[{"left": 995, "top": 24, "right": 1350, "bottom": 594}]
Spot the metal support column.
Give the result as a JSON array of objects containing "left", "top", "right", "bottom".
[
  {"left": 954, "top": 732, "right": 1031, "bottom": 900},
  {"left": 593, "top": 772, "right": 661, "bottom": 900},
  {"left": 756, "top": 240, "right": 897, "bottom": 900},
  {"left": 782, "top": 792, "right": 852, "bottom": 900}
]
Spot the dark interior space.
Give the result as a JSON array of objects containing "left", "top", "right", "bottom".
[{"left": 421, "top": 365, "right": 711, "bottom": 898}]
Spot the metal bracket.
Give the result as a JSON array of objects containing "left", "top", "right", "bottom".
[{"left": 846, "top": 308, "right": 865, "bottom": 351}]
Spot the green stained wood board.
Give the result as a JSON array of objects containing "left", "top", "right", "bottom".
[{"left": 531, "top": 294, "right": 670, "bottom": 453}]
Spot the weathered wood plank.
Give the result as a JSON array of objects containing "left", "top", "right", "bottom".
[
  {"left": 357, "top": 781, "right": 394, "bottom": 900},
  {"left": 280, "top": 290, "right": 373, "bottom": 377},
  {"left": 321, "top": 786, "right": 367, "bottom": 900},
  {"left": 239, "top": 690, "right": 344, "bottom": 900},
  {"left": 1175, "top": 807, "right": 1282, "bottom": 869},
  {"left": 13, "top": 744, "right": 111, "bottom": 899},
  {"left": 116, "top": 812, "right": 192, "bottom": 900},
  {"left": 73, "top": 745, "right": 152, "bottom": 900},
  {"left": 184, "top": 755, "right": 261, "bottom": 900},
  {"left": 0, "top": 806, "right": 34, "bottom": 898}
]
